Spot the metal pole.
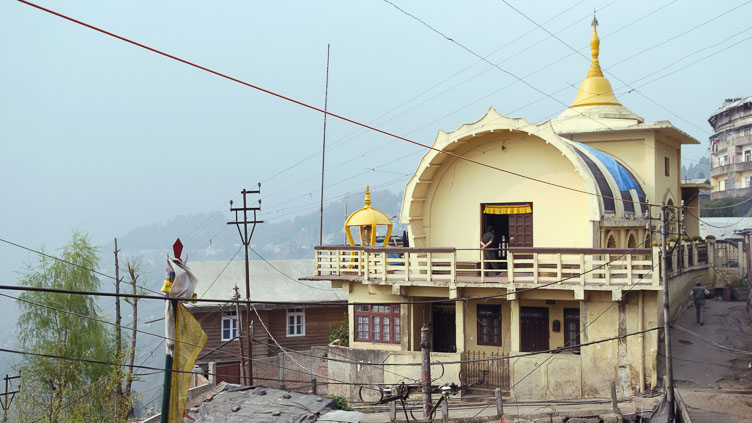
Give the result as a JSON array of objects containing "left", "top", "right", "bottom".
[
  {"left": 495, "top": 388, "right": 503, "bottom": 417},
  {"left": 160, "top": 299, "right": 177, "bottom": 423},
  {"left": 233, "top": 287, "right": 246, "bottom": 385},
  {"left": 420, "top": 324, "right": 432, "bottom": 420},
  {"left": 242, "top": 189, "right": 254, "bottom": 385},
  {"left": 661, "top": 205, "right": 675, "bottom": 422},
  {"left": 677, "top": 202, "right": 683, "bottom": 275},
  {"left": 318, "top": 44, "right": 331, "bottom": 247}
]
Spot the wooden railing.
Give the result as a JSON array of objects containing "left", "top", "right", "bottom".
[{"left": 314, "top": 246, "right": 660, "bottom": 287}]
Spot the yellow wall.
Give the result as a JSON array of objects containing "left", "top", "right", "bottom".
[{"left": 422, "top": 134, "right": 592, "bottom": 259}]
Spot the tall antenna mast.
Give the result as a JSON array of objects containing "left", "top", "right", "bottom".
[{"left": 319, "top": 44, "right": 331, "bottom": 246}]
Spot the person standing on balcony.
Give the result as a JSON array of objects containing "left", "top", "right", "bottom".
[
  {"left": 691, "top": 281, "right": 710, "bottom": 325},
  {"left": 481, "top": 226, "right": 499, "bottom": 276}
]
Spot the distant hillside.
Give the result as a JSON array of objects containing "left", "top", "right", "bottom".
[{"left": 682, "top": 157, "right": 710, "bottom": 180}]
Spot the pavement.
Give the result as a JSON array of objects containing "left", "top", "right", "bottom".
[{"left": 670, "top": 298, "right": 752, "bottom": 423}]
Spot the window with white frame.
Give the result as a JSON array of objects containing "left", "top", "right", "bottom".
[
  {"left": 286, "top": 308, "right": 305, "bottom": 337},
  {"left": 221, "top": 310, "right": 238, "bottom": 341}
]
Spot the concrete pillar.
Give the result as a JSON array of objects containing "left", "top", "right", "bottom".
[
  {"left": 401, "top": 295, "right": 410, "bottom": 351},
  {"left": 509, "top": 299, "right": 520, "bottom": 352},
  {"left": 208, "top": 362, "right": 217, "bottom": 384},
  {"left": 738, "top": 241, "right": 745, "bottom": 279},
  {"left": 455, "top": 294, "right": 465, "bottom": 353}
]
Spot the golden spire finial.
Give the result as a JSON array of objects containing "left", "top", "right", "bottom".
[
  {"left": 569, "top": 16, "right": 621, "bottom": 108},
  {"left": 590, "top": 13, "right": 600, "bottom": 61},
  {"left": 364, "top": 185, "right": 372, "bottom": 207}
]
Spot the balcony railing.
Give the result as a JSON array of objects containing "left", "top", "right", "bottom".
[
  {"left": 314, "top": 246, "right": 660, "bottom": 288},
  {"left": 710, "top": 159, "right": 752, "bottom": 177}
]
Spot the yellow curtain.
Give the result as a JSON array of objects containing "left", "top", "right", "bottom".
[
  {"left": 483, "top": 204, "right": 532, "bottom": 215},
  {"left": 169, "top": 303, "right": 208, "bottom": 423}
]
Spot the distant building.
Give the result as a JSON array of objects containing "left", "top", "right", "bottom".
[{"left": 709, "top": 96, "right": 752, "bottom": 199}]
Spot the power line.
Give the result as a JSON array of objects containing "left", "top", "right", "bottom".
[{"left": 17, "top": 0, "right": 671, "bottom": 210}]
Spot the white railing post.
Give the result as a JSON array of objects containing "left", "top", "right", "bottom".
[
  {"left": 605, "top": 254, "right": 611, "bottom": 286},
  {"left": 426, "top": 252, "right": 433, "bottom": 282},
  {"left": 382, "top": 251, "right": 387, "bottom": 281},
  {"left": 362, "top": 250, "right": 369, "bottom": 281},
  {"left": 480, "top": 249, "right": 485, "bottom": 283},
  {"left": 450, "top": 251, "right": 457, "bottom": 283},
  {"left": 652, "top": 247, "right": 661, "bottom": 286},
  {"left": 508, "top": 251, "right": 514, "bottom": 283},
  {"left": 556, "top": 253, "right": 562, "bottom": 281},
  {"left": 532, "top": 252, "right": 539, "bottom": 284},
  {"left": 405, "top": 251, "right": 410, "bottom": 282},
  {"left": 626, "top": 254, "right": 633, "bottom": 285},
  {"left": 579, "top": 254, "right": 586, "bottom": 285}
]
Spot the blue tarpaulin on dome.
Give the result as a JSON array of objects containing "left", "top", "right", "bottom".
[{"left": 576, "top": 143, "right": 644, "bottom": 196}]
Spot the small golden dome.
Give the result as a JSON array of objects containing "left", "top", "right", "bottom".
[{"left": 344, "top": 186, "right": 393, "bottom": 246}]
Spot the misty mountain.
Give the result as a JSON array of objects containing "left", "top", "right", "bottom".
[{"left": 681, "top": 156, "right": 710, "bottom": 180}]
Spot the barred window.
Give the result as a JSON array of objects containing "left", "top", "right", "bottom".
[
  {"left": 477, "top": 305, "right": 501, "bottom": 346},
  {"left": 354, "top": 304, "right": 400, "bottom": 344}
]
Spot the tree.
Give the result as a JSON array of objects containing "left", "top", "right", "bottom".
[{"left": 13, "top": 231, "right": 123, "bottom": 422}]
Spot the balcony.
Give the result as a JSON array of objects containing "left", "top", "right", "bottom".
[
  {"left": 310, "top": 246, "right": 662, "bottom": 294},
  {"left": 710, "top": 159, "right": 752, "bottom": 177}
]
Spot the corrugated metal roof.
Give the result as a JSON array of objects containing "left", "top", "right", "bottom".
[{"left": 187, "top": 259, "right": 347, "bottom": 306}]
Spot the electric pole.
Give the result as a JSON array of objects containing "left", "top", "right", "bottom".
[
  {"left": 0, "top": 374, "right": 19, "bottom": 423},
  {"left": 227, "top": 185, "right": 263, "bottom": 386},
  {"left": 420, "top": 324, "right": 432, "bottom": 420},
  {"left": 661, "top": 204, "right": 675, "bottom": 422}
]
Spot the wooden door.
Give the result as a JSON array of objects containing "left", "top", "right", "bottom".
[
  {"left": 520, "top": 307, "right": 549, "bottom": 352},
  {"left": 432, "top": 304, "right": 456, "bottom": 353},
  {"left": 216, "top": 362, "right": 241, "bottom": 385},
  {"left": 508, "top": 214, "right": 533, "bottom": 247}
]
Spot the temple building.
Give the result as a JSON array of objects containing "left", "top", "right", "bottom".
[{"left": 307, "top": 22, "right": 710, "bottom": 401}]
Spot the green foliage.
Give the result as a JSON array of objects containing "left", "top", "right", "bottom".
[
  {"left": 327, "top": 313, "right": 349, "bottom": 347},
  {"left": 12, "top": 231, "right": 124, "bottom": 422},
  {"left": 326, "top": 394, "right": 353, "bottom": 411},
  {"left": 700, "top": 195, "right": 752, "bottom": 217}
]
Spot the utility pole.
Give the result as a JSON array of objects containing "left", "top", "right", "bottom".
[
  {"left": 677, "top": 202, "right": 683, "bottom": 275},
  {"left": 661, "top": 204, "right": 675, "bottom": 422},
  {"left": 0, "top": 374, "right": 19, "bottom": 423},
  {"left": 227, "top": 186, "right": 263, "bottom": 385},
  {"left": 420, "top": 324, "right": 432, "bottom": 420},
  {"left": 232, "top": 286, "right": 246, "bottom": 385},
  {"left": 113, "top": 238, "right": 123, "bottom": 415},
  {"left": 318, "top": 44, "right": 331, "bottom": 247}
]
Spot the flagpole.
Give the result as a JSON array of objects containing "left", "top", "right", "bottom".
[
  {"left": 160, "top": 299, "right": 176, "bottom": 423},
  {"left": 160, "top": 239, "right": 183, "bottom": 423}
]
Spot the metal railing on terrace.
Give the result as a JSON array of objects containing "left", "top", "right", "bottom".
[{"left": 313, "top": 246, "right": 660, "bottom": 288}]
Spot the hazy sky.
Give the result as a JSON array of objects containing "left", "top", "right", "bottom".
[{"left": 2, "top": 0, "right": 751, "bottom": 273}]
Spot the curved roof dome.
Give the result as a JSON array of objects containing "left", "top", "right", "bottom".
[{"left": 345, "top": 186, "right": 393, "bottom": 228}]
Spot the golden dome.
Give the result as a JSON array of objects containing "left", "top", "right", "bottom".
[
  {"left": 344, "top": 186, "right": 393, "bottom": 246},
  {"left": 570, "top": 23, "right": 622, "bottom": 108}
]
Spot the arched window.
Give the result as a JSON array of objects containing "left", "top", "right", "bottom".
[
  {"left": 627, "top": 233, "right": 637, "bottom": 249},
  {"left": 606, "top": 232, "right": 616, "bottom": 249}
]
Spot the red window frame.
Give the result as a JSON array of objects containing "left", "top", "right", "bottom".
[
  {"left": 354, "top": 304, "right": 401, "bottom": 344},
  {"left": 476, "top": 304, "right": 501, "bottom": 346}
]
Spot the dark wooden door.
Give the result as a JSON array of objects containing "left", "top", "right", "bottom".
[
  {"left": 432, "top": 304, "right": 456, "bottom": 353},
  {"left": 508, "top": 214, "right": 533, "bottom": 247},
  {"left": 216, "top": 362, "right": 241, "bottom": 385},
  {"left": 520, "top": 307, "right": 549, "bottom": 352}
]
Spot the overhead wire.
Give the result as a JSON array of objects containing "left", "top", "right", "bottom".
[{"left": 17, "top": 0, "right": 685, "bottom": 212}]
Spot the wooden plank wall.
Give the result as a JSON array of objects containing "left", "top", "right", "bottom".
[{"left": 194, "top": 305, "right": 347, "bottom": 364}]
